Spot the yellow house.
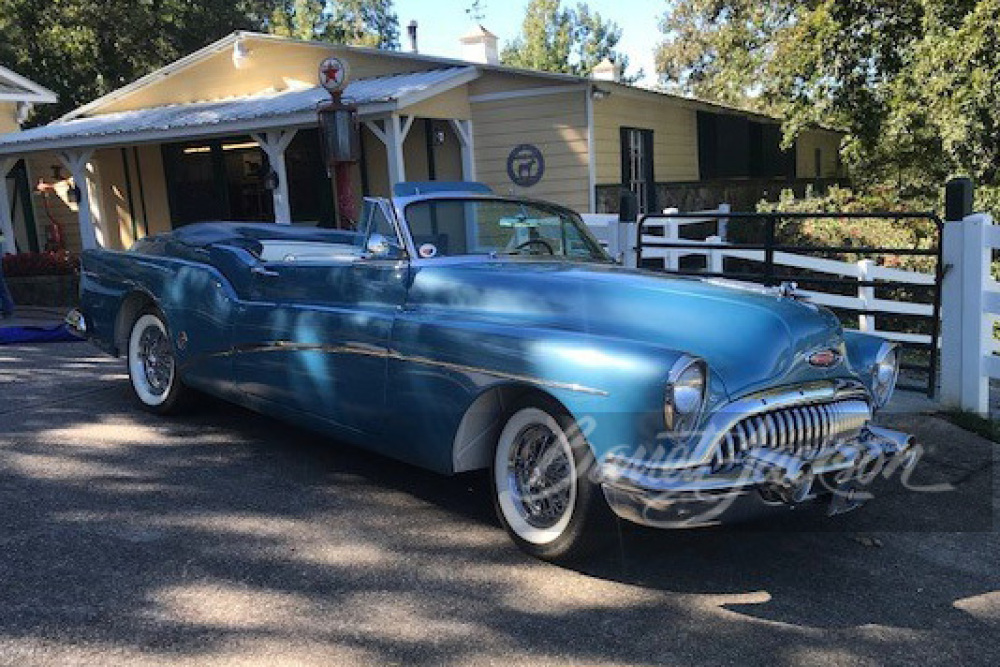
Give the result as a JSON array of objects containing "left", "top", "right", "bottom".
[
  {"left": 0, "top": 30, "right": 844, "bottom": 255},
  {"left": 0, "top": 64, "right": 57, "bottom": 254}
]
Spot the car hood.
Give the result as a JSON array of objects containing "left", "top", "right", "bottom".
[{"left": 407, "top": 259, "right": 850, "bottom": 397}]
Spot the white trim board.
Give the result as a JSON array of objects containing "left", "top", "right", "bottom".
[
  {"left": 0, "top": 65, "right": 57, "bottom": 104},
  {"left": 469, "top": 84, "right": 587, "bottom": 104}
]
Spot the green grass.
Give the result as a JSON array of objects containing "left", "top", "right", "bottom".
[{"left": 941, "top": 410, "right": 1000, "bottom": 443}]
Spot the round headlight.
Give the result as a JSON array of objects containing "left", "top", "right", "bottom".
[
  {"left": 665, "top": 357, "right": 707, "bottom": 436},
  {"left": 872, "top": 343, "right": 900, "bottom": 409}
]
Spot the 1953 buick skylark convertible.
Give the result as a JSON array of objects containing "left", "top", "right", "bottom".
[{"left": 70, "top": 183, "right": 918, "bottom": 560}]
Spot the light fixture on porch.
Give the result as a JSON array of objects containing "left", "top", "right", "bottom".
[
  {"left": 432, "top": 122, "right": 447, "bottom": 146},
  {"left": 221, "top": 141, "right": 260, "bottom": 151},
  {"left": 14, "top": 102, "right": 33, "bottom": 126},
  {"left": 232, "top": 39, "right": 252, "bottom": 70}
]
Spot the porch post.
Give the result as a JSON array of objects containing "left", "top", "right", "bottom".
[
  {"left": 449, "top": 119, "right": 476, "bottom": 181},
  {"left": 365, "top": 115, "right": 414, "bottom": 189},
  {"left": 254, "top": 130, "right": 298, "bottom": 224},
  {"left": 385, "top": 114, "right": 407, "bottom": 187},
  {"left": 0, "top": 157, "right": 16, "bottom": 255},
  {"left": 58, "top": 150, "right": 98, "bottom": 250}
]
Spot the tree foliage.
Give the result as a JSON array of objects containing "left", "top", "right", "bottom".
[
  {"left": 0, "top": 0, "right": 272, "bottom": 124},
  {"left": 657, "top": 0, "right": 1000, "bottom": 201},
  {"left": 501, "top": 0, "right": 634, "bottom": 80},
  {"left": 269, "top": 0, "right": 400, "bottom": 49}
]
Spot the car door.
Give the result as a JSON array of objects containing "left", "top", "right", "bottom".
[{"left": 232, "top": 199, "right": 409, "bottom": 436}]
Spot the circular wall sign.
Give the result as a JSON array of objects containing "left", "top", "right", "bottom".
[
  {"left": 506, "top": 144, "right": 545, "bottom": 188},
  {"left": 319, "top": 56, "right": 350, "bottom": 94}
]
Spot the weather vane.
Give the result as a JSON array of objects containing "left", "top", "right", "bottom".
[{"left": 465, "top": 0, "right": 486, "bottom": 23}]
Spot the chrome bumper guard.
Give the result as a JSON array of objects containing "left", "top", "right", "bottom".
[{"left": 600, "top": 424, "right": 917, "bottom": 528}]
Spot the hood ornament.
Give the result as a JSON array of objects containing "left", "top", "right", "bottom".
[{"left": 775, "top": 281, "right": 799, "bottom": 299}]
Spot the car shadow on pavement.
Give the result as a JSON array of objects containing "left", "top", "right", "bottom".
[{"left": 1, "top": 354, "right": 997, "bottom": 665}]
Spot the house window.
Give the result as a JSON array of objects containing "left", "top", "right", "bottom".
[
  {"left": 814, "top": 148, "right": 823, "bottom": 177},
  {"left": 620, "top": 127, "right": 655, "bottom": 213}
]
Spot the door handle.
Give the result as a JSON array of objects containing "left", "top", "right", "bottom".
[{"left": 251, "top": 266, "right": 279, "bottom": 278}]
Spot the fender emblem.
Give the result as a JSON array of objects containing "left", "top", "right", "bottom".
[{"left": 808, "top": 349, "right": 841, "bottom": 368}]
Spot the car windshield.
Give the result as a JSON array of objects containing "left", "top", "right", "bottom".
[{"left": 403, "top": 198, "right": 610, "bottom": 262}]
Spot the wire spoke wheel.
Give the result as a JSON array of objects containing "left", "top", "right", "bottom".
[
  {"left": 493, "top": 406, "right": 580, "bottom": 548},
  {"left": 508, "top": 423, "right": 573, "bottom": 529},
  {"left": 127, "top": 311, "right": 183, "bottom": 412},
  {"left": 138, "top": 325, "right": 173, "bottom": 396}
]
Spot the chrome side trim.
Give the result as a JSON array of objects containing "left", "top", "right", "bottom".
[{"left": 180, "top": 340, "right": 609, "bottom": 397}]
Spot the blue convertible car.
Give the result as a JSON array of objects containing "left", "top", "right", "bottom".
[{"left": 71, "top": 184, "right": 916, "bottom": 559}]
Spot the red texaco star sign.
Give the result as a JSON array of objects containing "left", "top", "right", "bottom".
[{"left": 319, "top": 56, "right": 349, "bottom": 94}]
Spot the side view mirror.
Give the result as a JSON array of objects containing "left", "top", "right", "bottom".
[
  {"left": 367, "top": 233, "right": 389, "bottom": 255},
  {"left": 366, "top": 233, "right": 404, "bottom": 259}
]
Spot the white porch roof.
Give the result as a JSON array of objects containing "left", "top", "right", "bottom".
[{"left": 0, "top": 66, "right": 478, "bottom": 156}]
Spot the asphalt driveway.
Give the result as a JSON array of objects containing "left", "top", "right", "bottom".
[{"left": 0, "top": 340, "right": 996, "bottom": 666}]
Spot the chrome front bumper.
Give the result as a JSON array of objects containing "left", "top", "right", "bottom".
[{"left": 600, "top": 424, "right": 918, "bottom": 528}]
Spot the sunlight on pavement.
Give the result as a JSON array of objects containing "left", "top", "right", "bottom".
[{"left": 953, "top": 591, "right": 1000, "bottom": 624}]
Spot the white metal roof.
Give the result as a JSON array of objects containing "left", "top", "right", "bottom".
[{"left": 0, "top": 66, "right": 477, "bottom": 156}]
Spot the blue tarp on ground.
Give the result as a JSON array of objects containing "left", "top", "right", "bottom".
[{"left": 0, "top": 324, "right": 82, "bottom": 345}]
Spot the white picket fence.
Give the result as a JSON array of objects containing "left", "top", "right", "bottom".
[{"left": 940, "top": 213, "right": 1000, "bottom": 413}]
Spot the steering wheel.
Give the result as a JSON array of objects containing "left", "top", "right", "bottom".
[{"left": 514, "top": 238, "right": 555, "bottom": 255}]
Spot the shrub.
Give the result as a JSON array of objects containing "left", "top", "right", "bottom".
[
  {"left": 2, "top": 251, "right": 80, "bottom": 278},
  {"left": 755, "top": 185, "right": 940, "bottom": 274}
]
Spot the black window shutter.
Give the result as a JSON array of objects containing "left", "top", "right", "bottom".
[{"left": 642, "top": 129, "right": 655, "bottom": 212}]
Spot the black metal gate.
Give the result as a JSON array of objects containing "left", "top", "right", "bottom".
[{"left": 635, "top": 211, "right": 945, "bottom": 397}]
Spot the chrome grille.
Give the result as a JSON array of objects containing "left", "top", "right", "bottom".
[{"left": 711, "top": 399, "right": 871, "bottom": 469}]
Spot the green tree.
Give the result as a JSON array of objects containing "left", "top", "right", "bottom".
[
  {"left": 322, "top": 0, "right": 399, "bottom": 49},
  {"left": 906, "top": 0, "right": 1000, "bottom": 185},
  {"left": 501, "top": 0, "right": 573, "bottom": 73},
  {"left": 656, "top": 0, "right": 1000, "bottom": 200},
  {"left": 269, "top": 0, "right": 399, "bottom": 48},
  {"left": 271, "top": 0, "right": 325, "bottom": 40},
  {"left": 501, "top": 0, "right": 632, "bottom": 79},
  {"left": 0, "top": 0, "right": 272, "bottom": 125}
]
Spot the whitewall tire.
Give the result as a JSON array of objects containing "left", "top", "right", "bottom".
[
  {"left": 491, "top": 399, "right": 613, "bottom": 561},
  {"left": 127, "top": 309, "right": 187, "bottom": 414}
]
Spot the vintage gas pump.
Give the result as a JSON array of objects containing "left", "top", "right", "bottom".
[{"left": 317, "top": 56, "right": 361, "bottom": 229}]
